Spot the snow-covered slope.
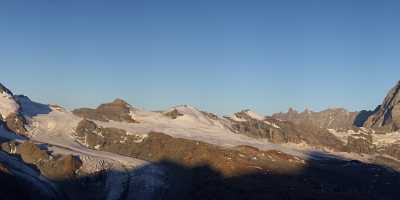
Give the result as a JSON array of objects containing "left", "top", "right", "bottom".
[
  {"left": 28, "top": 108, "right": 145, "bottom": 167},
  {"left": 0, "top": 84, "right": 19, "bottom": 120}
]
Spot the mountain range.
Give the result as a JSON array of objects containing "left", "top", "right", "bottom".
[{"left": 1, "top": 81, "right": 400, "bottom": 199}]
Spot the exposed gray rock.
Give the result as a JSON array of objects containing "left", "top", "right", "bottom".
[
  {"left": 365, "top": 81, "right": 400, "bottom": 131},
  {"left": 164, "top": 109, "right": 184, "bottom": 119}
]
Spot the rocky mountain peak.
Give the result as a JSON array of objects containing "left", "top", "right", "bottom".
[
  {"left": 110, "top": 98, "right": 131, "bottom": 107},
  {"left": 365, "top": 81, "right": 400, "bottom": 131},
  {"left": 73, "top": 98, "right": 136, "bottom": 123},
  {"left": 0, "top": 83, "right": 20, "bottom": 119},
  {"left": 0, "top": 83, "right": 13, "bottom": 96}
]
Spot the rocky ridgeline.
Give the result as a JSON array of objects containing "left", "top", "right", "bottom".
[
  {"left": 73, "top": 98, "right": 137, "bottom": 123},
  {"left": 227, "top": 110, "right": 347, "bottom": 152},
  {"left": 365, "top": 81, "right": 400, "bottom": 131},
  {"left": 273, "top": 108, "right": 359, "bottom": 130}
]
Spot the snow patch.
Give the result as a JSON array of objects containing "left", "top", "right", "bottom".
[
  {"left": 264, "top": 120, "right": 281, "bottom": 129},
  {"left": 244, "top": 110, "right": 265, "bottom": 121},
  {"left": 228, "top": 115, "right": 247, "bottom": 122}
]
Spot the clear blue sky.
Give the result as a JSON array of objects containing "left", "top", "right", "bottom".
[{"left": 1, "top": 0, "right": 399, "bottom": 115}]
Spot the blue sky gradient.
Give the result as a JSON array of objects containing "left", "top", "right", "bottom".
[{"left": 1, "top": 0, "right": 400, "bottom": 115}]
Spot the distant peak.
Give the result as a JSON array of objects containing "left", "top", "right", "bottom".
[
  {"left": 236, "top": 109, "right": 265, "bottom": 121},
  {"left": 0, "top": 83, "right": 13, "bottom": 95},
  {"left": 288, "top": 107, "right": 297, "bottom": 113},
  {"left": 108, "top": 98, "right": 132, "bottom": 108},
  {"left": 112, "top": 98, "right": 128, "bottom": 104}
]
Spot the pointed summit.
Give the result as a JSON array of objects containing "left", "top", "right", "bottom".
[
  {"left": 110, "top": 98, "right": 131, "bottom": 107},
  {"left": 365, "top": 80, "right": 400, "bottom": 131},
  {"left": 0, "top": 83, "right": 13, "bottom": 96},
  {"left": 0, "top": 83, "right": 20, "bottom": 120},
  {"left": 73, "top": 98, "right": 137, "bottom": 123}
]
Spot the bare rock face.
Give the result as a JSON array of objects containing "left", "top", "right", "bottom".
[
  {"left": 227, "top": 111, "right": 346, "bottom": 151},
  {"left": 14, "top": 141, "right": 82, "bottom": 180},
  {"left": 230, "top": 117, "right": 299, "bottom": 144},
  {"left": 38, "top": 155, "right": 82, "bottom": 180},
  {"left": 273, "top": 108, "right": 359, "bottom": 130},
  {"left": 17, "top": 141, "right": 49, "bottom": 164},
  {"left": 365, "top": 81, "right": 400, "bottom": 131},
  {"left": 73, "top": 98, "right": 137, "bottom": 123},
  {"left": 163, "top": 109, "right": 184, "bottom": 119},
  {"left": 5, "top": 113, "right": 27, "bottom": 135},
  {"left": 228, "top": 110, "right": 301, "bottom": 144}
]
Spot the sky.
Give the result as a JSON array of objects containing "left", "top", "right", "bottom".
[{"left": 1, "top": 0, "right": 400, "bottom": 115}]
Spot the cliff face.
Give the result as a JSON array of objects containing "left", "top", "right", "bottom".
[{"left": 365, "top": 81, "right": 400, "bottom": 131}]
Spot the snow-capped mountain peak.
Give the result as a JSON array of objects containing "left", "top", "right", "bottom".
[{"left": 0, "top": 83, "right": 20, "bottom": 120}]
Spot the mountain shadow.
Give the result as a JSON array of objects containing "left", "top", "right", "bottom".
[
  {"left": 15, "top": 95, "right": 52, "bottom": 118},
  {"left": 49, "top": 157, "right": 400, "bottom": 200},
  {"left": 353, "top": 107, "right": 379, "bottom": 127}
]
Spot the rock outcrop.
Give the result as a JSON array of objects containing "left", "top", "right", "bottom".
[
  {"left": 365, "top": 81, "right": 400, "bottom": 131},
  {"left": 5, "top": 112, "right": 27, "bottom": 135},
  {"left": 73, "top": 99, "right": 137, "bottom": 123},
  {"left": 163, "top": 109, "right": 184, "bottom": 119},
  {"left": 17, "top": 141, "right": 50, "bottom": 164},
  {"left": 9, "top": 141, "right": 82, "bottom": 180},
  {"left": 228, "top": 111, "right": 346, "bottom": 151}
]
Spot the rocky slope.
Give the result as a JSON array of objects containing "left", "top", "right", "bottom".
[
  {"left": 226, "top": 110, "right": 347, "bottom": 151},
  {"left": 365, "top": 81, "right": 400, "bottom": 131}
]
